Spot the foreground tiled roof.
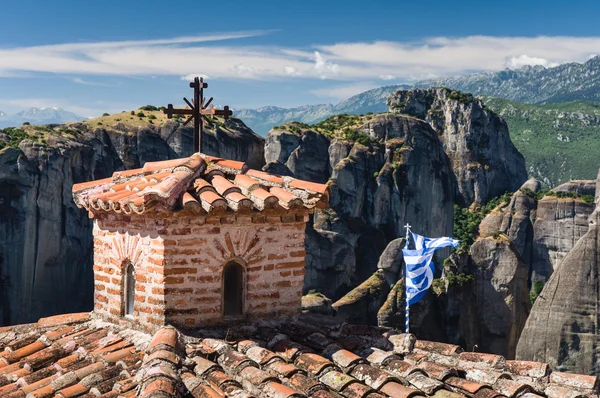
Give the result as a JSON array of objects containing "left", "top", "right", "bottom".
[
  {"left": 72, "top": 154, "right": 330, "bottom": 215},
  {"left": 0, "top": 313, "right": 597, "bottom": 397}
]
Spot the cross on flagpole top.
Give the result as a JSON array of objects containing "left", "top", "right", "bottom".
[{"left": 163, "top": 77, "right": 233, "bottom": 153}]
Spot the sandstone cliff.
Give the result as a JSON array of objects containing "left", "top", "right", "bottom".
[
  {"left": 0, "top": 119, "right": 264, "bottom": 325},
  {"left": 386, "top": 88, "right": 527, "bottom": 205},
  {"left": 266, "top": 114, "right": 457, "bottom": 299},
  {"left": 516, "top": 169, "right": 600, "bottom": 375}
]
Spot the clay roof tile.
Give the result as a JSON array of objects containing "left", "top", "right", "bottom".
[
  {"left": 378, "top": 381, "right": 423, "bottom": 398},
  {"left": 182, "top": 192, "right": 203, "bottom": 213},
  {"left": 262, "top": 381, "right": 304, "bottom": 398},
  {"left": 234, "top": 174, "right": 261, "bottom": 193},
  {"left": 413, "top": 340, "right": 462, "bottom": 356},
  {"left": 199, "top": 190, "right": 228, "bottom": 213},
  {"left": 319, "top": 370, "right": 357, "bottom": 392},
  {"left": 269, "top": 187, "right": 304, "bottom": 209},
  {"left": 238, "top": 365, "right": 278, "bottom": 386},
  {"left": 549, "top": 370, "right": 598, "bottom": 390},
  {"left": 264, "top": 360, "right": 302, "bottom": 378},
  {"left": 147, "top": 328, "right": 178, "bottom": 353},
  {"left": 245, "top": 169, "right": 285, "bottom": 186},
  {"left": 211, "top": 175, "right": 241, "bottom": 196},
  {"left": 459, "top": 352, "right": 506, "bottom": 370},
  {"left": 294, "top": 353, "right": 335, "bottom": 376},
  {"left": 37, "top": 313, "right": 90, "bottom": 328},
  {"left": 505, "top": 360, "right": 549, "bottom": 379},
  {"left": 249, "top": 188, "right": 279, "bottom": 210}
]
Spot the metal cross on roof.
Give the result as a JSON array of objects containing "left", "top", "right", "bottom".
[{"left": 163, "top": 77, "right": 232, "bottom": 153}]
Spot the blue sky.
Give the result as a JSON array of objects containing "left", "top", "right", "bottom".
[{"left": 1, "top": 0, "right": 599, "bottom": 117}]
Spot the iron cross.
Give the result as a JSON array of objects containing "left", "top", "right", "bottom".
[{"left": 164, "top": 77, "right": 233, "bottom": 153}]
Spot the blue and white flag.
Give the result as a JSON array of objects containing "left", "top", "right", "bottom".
[{"left": 402, "top": 231, "right": 459, "bottom": 306}]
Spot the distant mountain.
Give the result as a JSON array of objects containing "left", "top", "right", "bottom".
[
  {"left": 236, "top": 56, "right": 600, "bottom": 135},
  {"left": 0, "top": 107, "right": 85, "bottom": 128},
  {"left": 235, "top": 104, "right": 335, "bottom": 136},
  {"left": 482, "top": 97, "right": 600, "bottom": 186}
]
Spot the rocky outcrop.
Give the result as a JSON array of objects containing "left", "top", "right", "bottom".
[
  {"left": 387, "top": 88, "right": 527, "bottom": 205},
  {"left": 437, "top": 235, "right": 531, "bottom": 359},
  {"left": 516, "top": 170, "right": 600, "bottom": 374},
  {"left": 478, "top": 178, "right": 596, "bottom": 285},
  {"left": 0, "top": 119, "right": 264, "bottom": 326},
  {"left": 531, "top": 194, "right": 595, "bottom": 282},
  {"left": 301, "top": 292, "right": 333, "bottom": 315},
  {"left": 281, "top": 114, "right": 457, "bottom": 298},
  {"left": 332, "top": 270, "right": 389, "bottom": 325},
  {"left": 479, "top": 181, "right": 537, "bottom": 264}
]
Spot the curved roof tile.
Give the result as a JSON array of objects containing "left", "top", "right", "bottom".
[{"left": 72, "top": 153, "right": 329, "bottom": 216}]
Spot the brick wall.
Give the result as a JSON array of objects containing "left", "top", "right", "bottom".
[
  {"left": 92, "top": 213, "right": 167, "bottom": 332},
  {"left": 91, "top": 211, "right": 309, "bottom": 331},
  {"left": 162, "top": 213, "right": 308, "bottom": 329}
]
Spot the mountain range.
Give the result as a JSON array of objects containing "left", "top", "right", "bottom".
[
  {"left": 0, "top": 107, "right": 85, "bottom": 128},
  {"left": 235, "top": 56, "right": 600, "bottom": 135}
]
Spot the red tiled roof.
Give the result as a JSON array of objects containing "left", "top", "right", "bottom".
[
  {"left": 72, "top": 154, "right": 330, "bottom": 216},
  {"left": 1, "top": 313, "right": 597, "bottom": 398}
]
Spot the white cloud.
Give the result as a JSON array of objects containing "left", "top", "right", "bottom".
[
  {"left": 1, "top": 34, "right": 600, "bottom": 83},
  {"left": 180, "top": 74, "right": 210, "bottom": 81},
  {"left": 313, "top": 51, "right": 340, "bottom": 77},
  {"left": 505, "top": 54, "right": 558, "bottom": 68},
  {"left": 284, "top": 66, "right": 300, "bottom": 76},
  {"left": 72, "top": 77, "right": 113, "bottom": 86}
]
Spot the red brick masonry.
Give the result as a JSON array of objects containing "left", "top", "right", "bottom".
[
  {"left": 92, "top": 212, "right": 308, "bottom": 330},
  {"left": 72, "top": 153, "right": 329, "bottom": 331}
]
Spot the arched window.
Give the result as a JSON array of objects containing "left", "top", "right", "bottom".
[
  {"left": 124, "top": 262, "right": 135, "bottom": 317},
  {"left": 223, "top": 261, "right": 244, "bottom": 317}
]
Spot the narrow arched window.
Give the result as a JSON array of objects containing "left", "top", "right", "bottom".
[
  {"left": 223, "top": 261, "right": 244, "bottom": 317},
  {"left": 124, "top": 262, "right": 135, "bottom": 317}
]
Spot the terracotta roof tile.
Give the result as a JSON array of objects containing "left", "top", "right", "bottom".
[
  {"left": 265, "top": 360, "right": 301, "bottom": 378},
  {"left": 549, "top": 370, "right": 598, "bottom": 390},
  {"left": 414, "top": 340, "right": 461, "bottom": 356},
  {"left": 1, "top": 315, "right": 597, "bottom": 398},
  {"left": 459, "top": 352, "right": 505, "bottom": 370},
  {"left": 505, "top": 360, "right": 549, "bottom": 378},
  {"left": 73, "top": 153, "right": 328, "bottom": 216},
  {"left": 263, "top": 381, "right": 304, "bottom": 398},
  {"left": 379, "top": 381, "right": 424, "bottom": 398},
  {"left": 37, "top": 313, "right": 90, "bottom": 328},
  {"left": 295, "top": 353, "right": 336, "bottom": 376},
  {"left": 238, "top": 365, "right": 278, "bottom": 386}
]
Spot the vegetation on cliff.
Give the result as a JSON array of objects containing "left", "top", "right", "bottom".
[
  {"left": 453, "top": 192, "right": 512, "bottom": 251},
  {"left": 273, "top": 114, "right": 378, "bottom": 146},
  {"left": 483, "top": 97, "right": 600, "bottom": 186}
]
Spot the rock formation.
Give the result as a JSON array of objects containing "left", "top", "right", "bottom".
[
  {"left": 445, "top": 236, "right": 531, "bottom": 359},
  {"left": 0, "top": 119, "right": 264, "bottom": 326},
  {"left": 386, "top": 88, "right": 527, "bottom": 205},
  {"left": 273, "top": 114, "right": 458, "bottom": 299},
  {"left": 516, "top": 169, "right": 600, "bottom": 375}
]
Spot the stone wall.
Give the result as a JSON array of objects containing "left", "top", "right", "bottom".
[{"left": 91, "top": 211, "right": 308, "bottom": 332}]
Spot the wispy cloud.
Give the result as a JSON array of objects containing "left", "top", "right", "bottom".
[
  {"left": 72, "top": 77, "right": 113, "bottom": 86},
  {"left": 1, "top": 34, "right": 600, "bottom": 83}
]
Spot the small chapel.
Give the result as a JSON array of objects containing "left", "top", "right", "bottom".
[{"left": 72, "top": 153, "right": 329, "bottom": 332}]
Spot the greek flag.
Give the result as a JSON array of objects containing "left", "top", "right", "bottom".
[{"left": 403, "top": 230, "right": 459, "bottom": 306}]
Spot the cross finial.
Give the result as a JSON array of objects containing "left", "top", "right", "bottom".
[{"left": 163, "top": 77, "right": 233, "bottom": 153}]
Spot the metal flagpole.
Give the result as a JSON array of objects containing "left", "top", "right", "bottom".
[{"left": 404, "top": 223, "right": 411, "bottom": 335}]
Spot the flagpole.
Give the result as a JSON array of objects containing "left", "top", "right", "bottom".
[{"left": 403, "top": 223, "right": 411, "bottom": 335}]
